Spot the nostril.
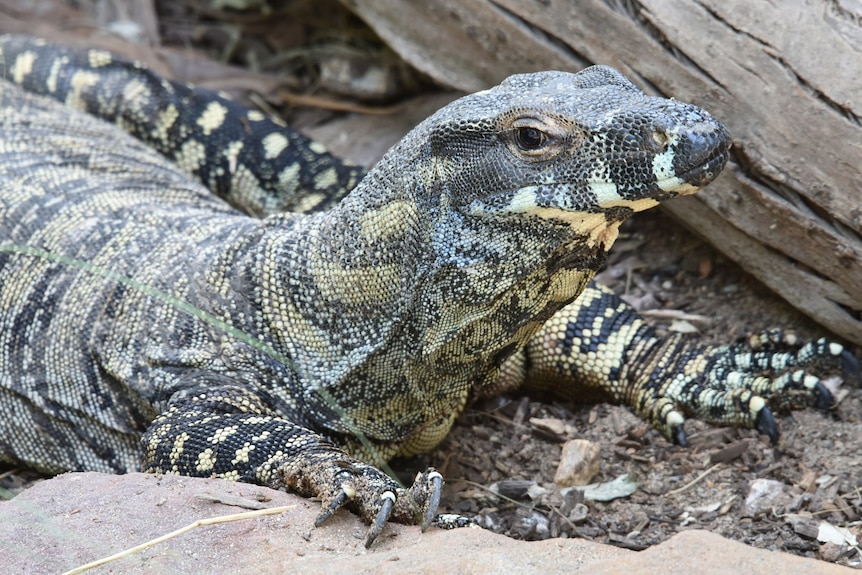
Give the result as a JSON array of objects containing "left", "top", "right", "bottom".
[{"left": 651, "top": 130, "right": 670, "bottom": 150}]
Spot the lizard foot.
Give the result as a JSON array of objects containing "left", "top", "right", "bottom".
[
  {"left": 142, "top": 387, "right": 444, "bottom": 548},
  {"left": 359, "top": 469, "right": 443, "bottom": 547},
  {"left": 276, "top": 455, "right": 442, "bottom": 547},
  {"left": 631, "top": 330, "right": 857, "bottom": 444}
]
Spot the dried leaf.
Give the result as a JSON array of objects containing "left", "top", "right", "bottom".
[
  {"left": 817, "top": 522, "right": 858, "bottom": 546},
  {"left": 565, "top": 473, "right": 638, "bottom": 502}
]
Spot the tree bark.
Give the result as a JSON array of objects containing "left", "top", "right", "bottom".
[{"left": 343, "top": 0, "right": 862, "bottom": 344}]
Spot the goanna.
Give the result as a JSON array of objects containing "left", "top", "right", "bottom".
[{"left": 0, "top": 36, "right": 854, "bottom": 546}]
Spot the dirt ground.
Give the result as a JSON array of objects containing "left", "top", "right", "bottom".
[{"left": 0, "top": 0, "right": 860, "bottom": 569}]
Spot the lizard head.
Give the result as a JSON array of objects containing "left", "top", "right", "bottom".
[
  {"left": 426, "top": 66, "right": 730, "bottom": 226},
  {"left": 384, "top": 66, "right": 732, "bottom": 387}
]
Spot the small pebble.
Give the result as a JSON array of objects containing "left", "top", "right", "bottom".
[
  {"left": 554, "top": 439, "right": 601, "bottom": 487},
  {"left": 744, "top": 478, "right": 785, "bottom": 517}
]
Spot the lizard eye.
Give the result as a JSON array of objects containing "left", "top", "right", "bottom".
[{"left": 514, "top": 126, "right": 548, "bottom": 151}]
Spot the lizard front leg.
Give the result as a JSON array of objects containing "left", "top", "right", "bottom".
[
  {"left": 141, "top": 384, "right": 441, "bottom": 547},
  {"left": 500, "top": 282, "right": 858, "bottom": 446}
]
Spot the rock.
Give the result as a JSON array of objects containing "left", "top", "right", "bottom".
[
  {"left": 574, "top": 473, "right": 639, "bottom": 502},
  {"left": 554, "top": 439, "right": 601, "bottom": 487},
  {"left": 589, "top": 529, "right": 856, "bottom": 575},
  {"left": 0, "top": 472, "right": 855, "bottom": 574},
  {"left": 0, "top": 472, "right": 625, "bottom": 575},
  {"left": 744, "top": 478, "right": 786, "bottom": 517}
]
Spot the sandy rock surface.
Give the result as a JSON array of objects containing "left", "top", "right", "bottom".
[{"left": 0, "top": 472, "right": 853, "bottom": 575}]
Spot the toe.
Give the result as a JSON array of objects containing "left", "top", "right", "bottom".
[
  {"left": 315, "top": 482, "right": 353, "bottom": 527},
  {"left": 813, "top": 382, "right": 835, "bottom": 410},
  {"left": 671, "top": 423, "right": 688, "bottom": 447},
  {"left": 840, "top": 349, "right": 860, "bottom": 383},
  {"left": 364, "top": 490, "right": 396, "bottom": 548},
  {"left": 421, "top": 471, "right": 444, "bottom": 531},
  {"left": 755, "top": 406, "right": 778, "bottom": 444}
]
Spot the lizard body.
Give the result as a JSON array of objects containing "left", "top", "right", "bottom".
[{"left": 0, "top": 36, "right": 851, "bottom": 544}]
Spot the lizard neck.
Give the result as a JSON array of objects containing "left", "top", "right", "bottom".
[
  {"left": 249, "top": 171, "right": 424, "bottom": 381},
  {"left": 412, "top": 199, "right": 617, "bottom": 378}
]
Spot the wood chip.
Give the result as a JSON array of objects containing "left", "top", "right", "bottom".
[
  {"left": 529, "top": 417, "right": 566, "bottom": 437},
  {"left": 489, "top": 479, "right": 539, "bottom": 500},
  {"left": 195, "top": 493, "right": 269, "bottom": 510},
  {"left": 785, "top": 514, "right": 820, "bottom": 540},
  {"left": 709, "top": 440, "right": 749, "bottom": 464},
  {"left": 607, "top": 532, "right": 648, "bottom": 551},
  {"left": 798, "top": 468, "right": 818, "bottom": 493}
]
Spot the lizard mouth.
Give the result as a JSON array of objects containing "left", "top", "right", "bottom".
[
  {"left": 674, "top": 147, "right": 730, "bottom": 190},
  {"left": 465, "top": 138, "right": 730, "bottom": 219}
]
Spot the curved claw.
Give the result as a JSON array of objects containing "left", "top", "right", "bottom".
[
  {"left": 314, "top": 486, "right": 352, "bottom": 527},
  {"left": 671, "top": 424, "right": 688, "bottom": 447},
  {"left": 813, "top": 382, "right": 835, "bottom": 411},
  {"left": 755, "top": 406, "right": 779, "bottom": 445},
  {"left": 364, "top": 490, "right": 396, "bottom": 548},
  {"left": 840, "top": 349, "right": 861, "bottom": 383},
  {"left": 421, "top": 471, "right": 444, "bottom": 532}
]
